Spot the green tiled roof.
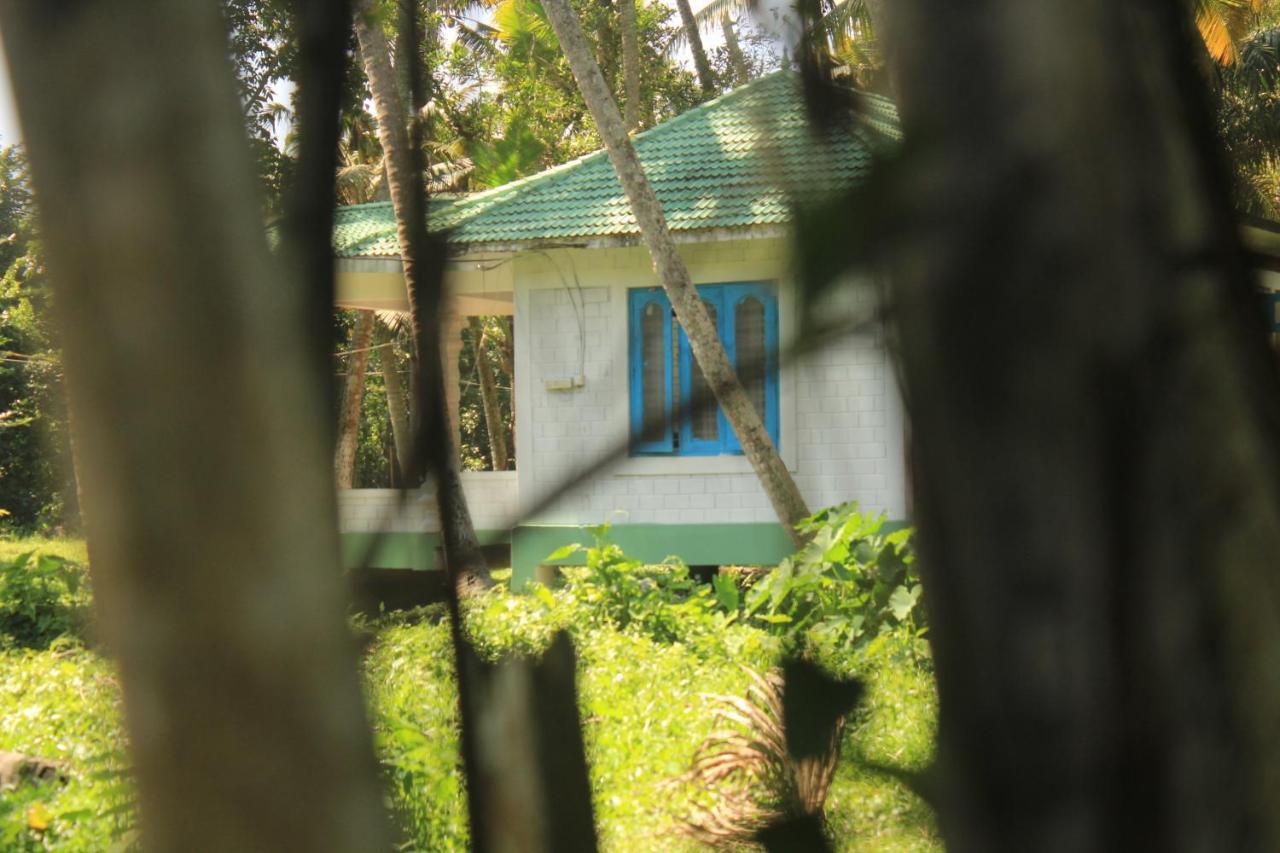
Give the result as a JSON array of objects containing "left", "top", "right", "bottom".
[{"left": 332, "top": 72, "right": 897, "bottom": 257}]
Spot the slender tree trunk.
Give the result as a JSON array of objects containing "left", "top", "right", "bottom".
[
  {"left": 354, "top": 0, "right": 487, "bottom": 584},
  {"left": 334, "top": 309, "right": 375, "bottom": 488},
  {"left": 378, "top": 324, "right": 414, "bottom": 486},
  {"left": 496, "top": 316, "right": 516, "bottom": 459},
  {"left": 0, "top": 3, "right": 389, "bottom": 850},
  {"left": 883, "top": 0, "right": 1280, "bottom": 849},
  {"left": 722, "top": 14, "right": 750, "bottom": 87},
  {"left": 469, "top": 317, "right": 510, "bottom": 471},
  {"left": 620, "top": 0, "right": 643, "bottom": 130},
  {"left": 541, "top": 0, "right": 811, "bottom": 545},
  {"left": 674, "top": 0, "right": 717, "bottom": 95},
  {"left": 361, "top": 11, "right": 603, "bottom": 852}
]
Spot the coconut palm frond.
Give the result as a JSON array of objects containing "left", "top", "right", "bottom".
[
  {"left": 454, "top": 19, "right": 502, "bottom": 60},
  {"left": 1195, "top": 0, "right": 1266, "bottom": 65},
  {"left": 669, "top": 666, "right": 846, "bottom": 845},
  {"left": 692, "top": 0, "right": 753, "bottom": 30},
  {"left": 335, "top": 161, "right": 385, "bottom": 205},
  {"left": 374, "top": 309, "right": 412, "bottom": 333},
  {"left": 427, "top": 157, "right": 475, "bottom": 193},
  {"left": 819, "top": 0, "right": 872, "bottom": 49},
  {"left": 1200, "top": 3, "right": 1241, "bottom": 64}
]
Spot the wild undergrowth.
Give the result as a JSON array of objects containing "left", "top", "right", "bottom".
[{"left": 1, "top": 507, "right": 938, "bottom": 851}]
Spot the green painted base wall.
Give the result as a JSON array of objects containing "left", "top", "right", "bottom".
[
  {"left": 339, "top": 523, "right": 795, "bottom": 583},
  {"left": 510, "top": 522, "right": 796, "bottom": 588},
  {"left": 340, "top": 530, "right": 508, "bottom": 571}
]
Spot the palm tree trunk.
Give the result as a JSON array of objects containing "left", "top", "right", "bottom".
[
  {"left": 674, "top": 0, "right": 717, "bottom": 95},
  {"left": 497, "top": 316, "right": 516, "bottom": 458},
  {"left": 334, "top": 310, "right": 375, "bottom": 489},
  {"left": 620, "top": 0, "right": 643, "bottom": 129},
  {"left": 722, "top": 14, "right": 749, "bottom": 87},
  {"left": 886, "top": 0, "right": 1280, "bottom": 848},
  {"left": 0, "top": 3, "right": 389, "bottom": 850},
  {"left": 469, "top": 317, "right": 510, "bottom": 471},
  {"left": 541, "top": 0, "right": 811, "bottom": 546},
  {"left": 354, "top": 0, "right": 487, "bottom": 584},
  {"left": 377, "top": 324, "right": 413, "bottom": 486}
]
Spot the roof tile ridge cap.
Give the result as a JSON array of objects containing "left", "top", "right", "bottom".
[
  {"left": 450, "top": 145, "right": 614, "bottom": 212},
  {"left": 628, "top": 71, "right": 792, "bottom": 144},
  {"left": 454, "top": 74, "right": 794, "bottom": 213}
]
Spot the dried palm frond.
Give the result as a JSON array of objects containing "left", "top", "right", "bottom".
[{"left": 669, "top": 666, "right": 845, "bottom": 846}]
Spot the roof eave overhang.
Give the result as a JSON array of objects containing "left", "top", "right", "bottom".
[{"left": 335, "top": 223, "right": 790, "bottom": 271}]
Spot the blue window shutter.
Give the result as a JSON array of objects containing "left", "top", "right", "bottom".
[
  {"left": 678, "top": 285, "right": 726, "bottom": 455},
  {"left": 629, "top": 281, "right": 778, "bottom": 457},
  {"left": 628, "top": 288, "right": 674, "bottom": 453},
  {"left": 721, "top": 282, "right": 780, "bottom": 453}
]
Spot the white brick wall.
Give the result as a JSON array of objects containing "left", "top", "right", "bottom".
[
  {"left": 512, "top": 237, "right": 907, "bottom": 527},
  {"left": 337, "top": 471, "right": 519, "bottom": 533}
]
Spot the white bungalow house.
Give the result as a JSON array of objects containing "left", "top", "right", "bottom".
[{"left": 331, "top": 72, "right": 908, "bottom": 585}]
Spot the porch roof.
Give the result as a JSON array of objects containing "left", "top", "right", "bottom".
[{"left": 332, "top": 72, "right": 898, "bottom": 257}]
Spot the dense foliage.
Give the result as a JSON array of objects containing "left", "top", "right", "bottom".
[
  {"left": 536, "top": 503, "right": 927, "bottom": 661},
  {"left": 0, "top": 512, "right": 937, "bottom": 851},
  {"left": 457, "top": 316, "right": 515, "bottom": 472},
  {"left": 0, "top": 147, "right": 73, "bottom": 534},
  {"left": 0, "top": 551, "right": 90, "bottom": 650}
]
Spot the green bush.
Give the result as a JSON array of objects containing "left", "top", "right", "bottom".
[
  {"left": 745, "top": 503, "right": 927, "bottom": 660},
  {"left": 0, "top": 551, "right": 91, "bottom": 649},
  {"left": 543, "top": 530, "right": 731, "bottom": 646},
  {"left": 0, "top": 519, "right": 940, "bottom": 852}
]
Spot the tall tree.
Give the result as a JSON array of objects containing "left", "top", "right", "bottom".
[
  {"left": 353, "top": 0, "right": 487, "bottom": 583},
  {"left": 377, "top": 321, "right": 415, "bottom": 485},
  {"left": 721, "top": 13, "right": 750, "bottom": 87},
  {"left": 675, "top": 0, "right": 718, "bottom": 94},
  {"left": 620, "top": 0, "right": 644, "bottom": 128},
  {"left": 0, "top": 1, "right": 389, "bottom": 850},
  {"left": 468, "top": 316, "right": 511, "bottom": 471},
  {"left": 876, "top": 0, "right": 1280, "bottom": 848},
  {"left": 335, "top": 309, "right": 376, "bottom": 488},
  {"left": 540, "top": 0, "right": 812, "bottom": 545}
]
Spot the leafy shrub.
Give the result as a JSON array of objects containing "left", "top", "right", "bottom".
[
  {"left": 530, "top": 529, "right": 733, "bottom": 647},
  {"left": 745, "top": 504, "right": 925, "bottom": 658},
  {"left": 363, "top": 617, "right": 469, "bottom": 850},
  {"left": 0, "top": 550, "right": 91, "bottom": 649}
]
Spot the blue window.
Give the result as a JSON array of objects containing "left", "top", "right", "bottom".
[{"left": 628, "top": 282, "right": 780, "bottom": 455}]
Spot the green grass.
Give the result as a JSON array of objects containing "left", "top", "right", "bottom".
[
  {"left": 0, "top": 536, "right": 940, "bottom": 851},
  {"left": 0, "top": 646, "right": 133, "bottom": 852},
  {"left": 363, "top": 598, "right": 938, "bottom": 852},
  {"left": 0, "top": 536, "right": 88, "bottom": 566}
]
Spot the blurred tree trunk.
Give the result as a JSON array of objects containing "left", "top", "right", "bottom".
[
  {"left": 620, "top": 0, "right": 643, "bottom": 129},
  {"left": 882, "top": 0, "right": 1280, "bottom": 849},
  {"left": 469, "top": 317, "right": 510, "bottom": 471},
  {"left": 674, "top": 0, "right": 717, "bottom": 95},
  {"left": 0, "top": 3, "right": 389, "bottom": 851},
  {"left": 542, "top": 0, "right": 811, "bottom": 545},
  {"left": 335, "top": 309, "right": 375, "bottom": 488},
  {"left": 378, "top": 323, "right": 413, "bottom": 486}
]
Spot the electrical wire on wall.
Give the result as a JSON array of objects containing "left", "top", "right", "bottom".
[{"left": 530, "top": 248, "right": 588, "bottom": 385}]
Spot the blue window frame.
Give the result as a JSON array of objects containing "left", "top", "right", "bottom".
[{"left": 628, "top": 282, "right": 780, "bottom": 455}]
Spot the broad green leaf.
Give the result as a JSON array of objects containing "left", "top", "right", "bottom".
[
  {"left": 533, "top": 584, "right": 557, "bottom": 608},
  {"left": 544, "top": 543, "right": 582, "bottom": 562},
  {"left": 712, "top": 573, "right": 740, "bottom": 612},
  {"left": 889, "top": 584, "right": 921, "bottom": 621}
]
